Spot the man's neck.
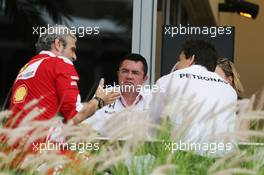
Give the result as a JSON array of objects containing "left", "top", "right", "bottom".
[{"left": 121, "top": 92, "right": 139, "bottom": 107}]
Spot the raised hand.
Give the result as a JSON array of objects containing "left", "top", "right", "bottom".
[{"left": 95, "top": 78, "right": 120, "bottom": 106}]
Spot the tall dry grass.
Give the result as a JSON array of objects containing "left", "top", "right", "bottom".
[{"left": 0, "top": 90, "right": 264, "bottom": 174}]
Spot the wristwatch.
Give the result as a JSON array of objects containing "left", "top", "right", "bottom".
[{"left": 94, "top": 96, "right": 104, "bottom": 109}]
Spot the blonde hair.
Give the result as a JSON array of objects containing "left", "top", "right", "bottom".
[{"left": 217, "top": 58, "right": 244, "bottom": 97}]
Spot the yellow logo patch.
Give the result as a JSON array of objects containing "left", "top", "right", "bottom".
[
  {"left": 13, "top": 84, "right": 28, "bottom": 103},
  {"left": 19, "top": 63, "right": 29, "bottom": 74}
]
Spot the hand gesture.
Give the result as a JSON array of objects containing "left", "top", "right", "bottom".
[{"left": 95, "top": 78, "right": 120, "bottom": 106}]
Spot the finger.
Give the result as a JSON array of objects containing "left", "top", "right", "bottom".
[
  {"left": 99, "top": 78, "right": 104, "bottom": 88},
  {"left": 105, "top": 95, "right": 119, "bottom": 101},
  {"left": 108, "top": 97, "right": 119, "bottom": 102},
  {"left": 106, "top": 100, "right": 116, "bottom": 105},
  {"left": 109, "top": 94, "right": 120, "bottom": 99},
  {"left": 108, "top": 91, "right": 120, "bottom": 96}
]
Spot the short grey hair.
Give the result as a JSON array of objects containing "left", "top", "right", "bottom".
[{"left": 35, "top": 25, "right": 76, "bottom": 53}]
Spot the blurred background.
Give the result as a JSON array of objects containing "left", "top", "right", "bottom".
[{"left": 0, "top": 0, "right": 133, "bottom": 106}]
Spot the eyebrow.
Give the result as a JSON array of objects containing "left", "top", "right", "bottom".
[
  {"left": 71, "top": 47, "right": 76, "bottom": 51},
  {"left": 120, "top": 68, "right": 141, "bottom": 73}
]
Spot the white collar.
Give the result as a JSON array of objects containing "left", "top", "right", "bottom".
[
  {"left": 188, "top": 65, "right": 208, "bottom": 71},
  {"left": 39, "top": 50, "right": 56, "bottom": 57},
  {"left": 119, "top": 93, "right": 143, "bottom": 107}
]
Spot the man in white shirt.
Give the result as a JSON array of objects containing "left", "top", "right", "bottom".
[
  {"left": 83, "top": 53, "right": 152, "bottom": 135},
  {"left": 151, "top": 40, "right": 237, "bottom": 154}
]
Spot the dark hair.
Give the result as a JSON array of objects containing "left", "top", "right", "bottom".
[
  {"left": 180, "top": 40, "right": 218, "bottom": 71},
  {"left": 119, "top": 53, "right": 148, "bottom": 76}
]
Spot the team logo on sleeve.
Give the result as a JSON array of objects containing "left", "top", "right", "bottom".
[
  {"left": 16, "top": 59, "right": 45, "bottom": 81},
  {"left": 13, "top": 84, "right": 28, "bottom": 103},
  {"left": 19, "top": 63, "right": 29, "bottom": 73}
]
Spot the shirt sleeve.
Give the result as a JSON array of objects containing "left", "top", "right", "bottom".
[{"left": 54, "top": 60, "right": 83, "bottom": 122}]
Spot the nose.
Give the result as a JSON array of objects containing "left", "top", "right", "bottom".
[
  {"left": 72, "top": 53, "right": 77, "bottom": 61},
  {"left": 126, "top": 72, "right": 133, "bottom": 79}
]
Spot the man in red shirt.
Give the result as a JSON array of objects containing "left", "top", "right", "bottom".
[
  {"left": 7, "top": 25, "right": 120, "bottom": 128},
  {"left": 0, "top": 25, "right": 119, "bottom": 171}
]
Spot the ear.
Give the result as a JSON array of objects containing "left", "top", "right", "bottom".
[
  {"left": 143, "top": 75, "right": 148, "bottom": 82},
  {"left": 189, "top": 54, "right": 195, "bottom": 66},
  {"left": 54, "top": 38, "right": 63, "bottom": 52}
]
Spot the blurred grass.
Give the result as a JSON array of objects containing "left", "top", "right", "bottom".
[{"left": 1, "top": 92, "right": 264, "bottom": 174}]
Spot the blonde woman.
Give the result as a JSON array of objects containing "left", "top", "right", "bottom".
[
  {"left": 215, "top": 58, "right": 244, "bottom": 98},
  {"left": 215, "top": 58, "right": 250, "bottom": 140}
]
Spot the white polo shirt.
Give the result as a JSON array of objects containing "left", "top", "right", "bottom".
[
  {"left": 151, "top": 65, "right": 237, "bottom": 145},
  {"left": 83, "top": 89, "right": 152, "bottom": 135}
]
